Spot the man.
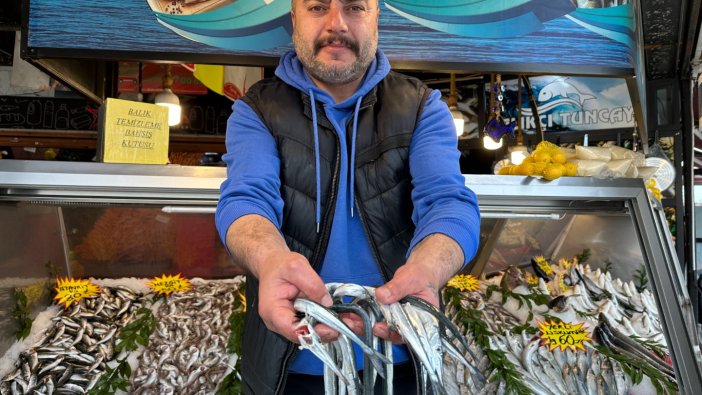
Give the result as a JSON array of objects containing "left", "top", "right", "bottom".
[{"left": 215, "top": 0, "right": 480, "bottom": 393}]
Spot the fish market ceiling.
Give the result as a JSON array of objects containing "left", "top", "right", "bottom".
[{"left": 642, "top": 0, "right": 700, "bottom": 79}]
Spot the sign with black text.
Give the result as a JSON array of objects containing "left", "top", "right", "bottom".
[{"left": 97, "top": 98, "right": 169, "bottom": 164}]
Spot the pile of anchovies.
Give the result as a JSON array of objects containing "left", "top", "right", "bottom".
[
  {"left": 443, "top": 262, "right": 676, "bottom": 394},
  {"left": 293, "top": 282, "right": 485, "bottom": 395},
  {"left": 0, "top": 285, "right": 142, "bottom": 394},
  {"left": 130, "top": 281, "right": 238, "bottom": 395}
]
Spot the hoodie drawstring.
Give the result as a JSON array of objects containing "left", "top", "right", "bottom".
[
  {"left": 349, "top": 95, "right": 362, "bottom": 218},
  {"left": 309, "top": 89, "right": 322, "bottom": 233},
  {"left": 309, "top": 91, "right": 364, "bottom": 232}
]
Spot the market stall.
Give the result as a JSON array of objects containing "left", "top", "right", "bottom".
[{"left": 0, "top": 161, "right": 699, "bottom": 393}]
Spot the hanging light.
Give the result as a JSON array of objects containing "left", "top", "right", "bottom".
[
  {"left": 482, "top": 73, "right": 507, "bottom": 150},
  {"left": 154, "top": 64, "right": 181, "bottom": 126},
  {"left": 448, "top": 73, "right": 464, "bottom": 137},
  {"left": 483, "top": 135, "right": 503, "bottom": 150},
  {"left": 510, "top": 75, "right": 527, "bottom": 164},
  {"left": 509, "top": 145, "right": 529, "bottom": 165}
]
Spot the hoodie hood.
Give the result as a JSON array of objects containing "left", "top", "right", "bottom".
[
  {"left": 274, "top": 49, "right": 391, "bottom": 230},
  {"left": 275, "top": 49, "right": 391, "bottom": 108}
]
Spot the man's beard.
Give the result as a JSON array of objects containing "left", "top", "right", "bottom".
[{"left": 293, "top": 31, "right": 376, "bottom": 85}]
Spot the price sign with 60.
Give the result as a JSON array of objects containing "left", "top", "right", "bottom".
[{"left": 538, "top": 320, "right": 592, "bottom": 352}]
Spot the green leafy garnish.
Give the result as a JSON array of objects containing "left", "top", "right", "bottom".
[
  {"left": 12, "top": 288, "right": 32, "bottom": 340},
  {"left": 444, "top": 287, "right": 534, "bottom": 395},
  {"left": 595, "top": 345, "right": 677, "bottom": 394},
  {"left": 115, "top": 307, "right": 156, "bottom": 353},
  {"left": 45, "top": 260, "right": 61, "bottom": 302},
  {"left": 218, "top": 282, "right": 246, "bottom": 395},
  {"left": 217, "top": 371, "right": 244, "bottom": 395},
  {"left": 635, "top": 266, "right": 649, "bottom": 292},
  {"left": 512, "top": 311, "right": 538, "bottom": 335},
  {"left": 540, "top": 313, "right": 563, "bottom": 324},
  {"left": 575, "top": 248, "right": 591, "bottom": 264},
  {"left": 510, "top": 322, "right": 538, "bottom": 335},
  {"left": 630, "top": 335, "right": 669, "bottom": 360},
  {"left": 572, "top": 308, "right": 596, "bottom": 319},
  {"left": 485, "top": 284, "right": 550, "bottom": 311},
  {"left": 87, "top": 357, "right": 131, "bottom": 395},
  {"left": 226, "top": 291, "right": 246, "bottom": 355}
]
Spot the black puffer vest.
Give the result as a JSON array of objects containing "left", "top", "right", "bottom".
[{"left": 238, "top": 71, "right": 430, "bottom": 394}]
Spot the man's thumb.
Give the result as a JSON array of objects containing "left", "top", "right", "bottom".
[
  {"left": 290, "top": 267, "right": 332, "bottom": 307},
  {"left": 375, "top": 284, "right": 396, "bottom": 304}
]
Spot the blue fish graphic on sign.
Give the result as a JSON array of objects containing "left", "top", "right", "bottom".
[
  {"left": 146, "top": 0, "right": 292, "bottom": 51},
  {"left": 538, "top": 78, "right": 596, "bottom": 108},
  {"left": 383, "top": 0, "right": 634, "bottom": 47}
]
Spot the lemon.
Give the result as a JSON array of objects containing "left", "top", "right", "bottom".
[
  {"left": 532, "top": 150, "right": 552, "bottom": 163},
  {"left": 551, "top": 151, "right": 567, "bottom": 164},
  {"left": 543, "top": 164, "right": 564, "bottom": 180},
  {"left": 498, "top": 166, "right": 512, "bottom": 175},
  {"left": 518, "top": 162, "right": 535, "bottom": 176},
  {"left": 522, "top": 155, "right": 535, "bottom": 163},
  {"left": 513, "top": 165, "right": 526, "bottom": 175},
  {"left": 532, "top": 162, "right": 548, "bottom": 176},
  {"left": 563, "top": 162, "right": 577, "bottom": 176},
  {"left": 536, "top": 141, "right": 558, "bottom": 152}
]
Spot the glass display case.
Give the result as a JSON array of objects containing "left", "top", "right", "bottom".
[{"left": 0, "top": 161, "right": 699, "bottom": 394}]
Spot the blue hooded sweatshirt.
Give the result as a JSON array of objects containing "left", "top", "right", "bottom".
[{"left": 216, "top": 49, "right": 481, "bottom": 375}]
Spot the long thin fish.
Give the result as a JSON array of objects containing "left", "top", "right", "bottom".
[{"left": 293, "top": 298, "right": 392, "bottom": 374}]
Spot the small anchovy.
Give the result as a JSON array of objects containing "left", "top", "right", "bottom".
[
  {"left": 1, "top": 285, "right": 143, "bottom": 394},
  {"left": 130, "top": 281, "right": 240, "bottom": 395}
]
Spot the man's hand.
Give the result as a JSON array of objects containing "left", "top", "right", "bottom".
[
  {"left": 227, "top": 214, "right": 337, "bottom": 343},
  {"left": 373, "top": 233, "right": 464, "bottom": 343},
  {"left": 256, "top": 251, "right": 336, "bottom": 343}
]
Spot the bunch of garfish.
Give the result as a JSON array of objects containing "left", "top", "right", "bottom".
[
  {"left": 130, "top": 281, "right": 240, "bottom": 395},
  {"left": 0, "top": 285, "right": 142, "bottom": 395},
  {"left": 292, "top": 283, "right": 485, "bottom": 395}
]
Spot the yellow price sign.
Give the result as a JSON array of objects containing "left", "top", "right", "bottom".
[
  {"left": 147, "top": 273, "right": 192, "bottom": 296},
  {"left": 447, "top": 274, "right": 481, "bottom": 292},
  {"left": 538, "top": 319, "right": 592, "bottom": 352},
  {"left": 54, "top": 277, "right": 100, "bottom": 308}
]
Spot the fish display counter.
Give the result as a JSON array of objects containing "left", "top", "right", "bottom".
[
  {"left": 445, "top": 175, "right": 701, "bottom": 394},
  {"left": 0, "top": 160, "right": 699, "bottom": 394}
]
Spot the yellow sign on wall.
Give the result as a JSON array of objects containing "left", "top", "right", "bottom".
[{"left": 98, "top": 98, "right": 169, "bottom": 164}]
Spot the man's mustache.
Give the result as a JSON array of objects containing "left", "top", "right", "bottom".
[{"left": 314, "top": 34, "right": 360, "bottom": 56}]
